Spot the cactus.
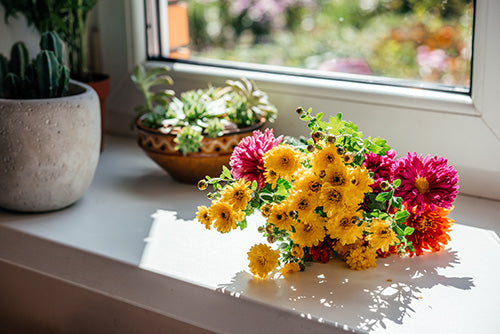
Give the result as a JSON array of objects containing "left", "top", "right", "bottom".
[
  {"left": 0, "top": 31, "right": 69, "bottom": 99},
  {"left": 0, "top": 54, "right": 8, "bottom": 98},
  {"left": 40, "top": 31, "right": 64, "bottom": 64},
  {"left": 9, "top": 42, "right": 30, "bottom": 77}
]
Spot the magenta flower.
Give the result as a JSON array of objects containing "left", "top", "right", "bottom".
[
  {"left": 392, "top": 152, "right": 459, "bottom": 214},
  {"left": 229, "top": 128, "right": 283, "bottom": 189},
  {"left": 363, "top": 149, "right": 397, "bottom": 181}
]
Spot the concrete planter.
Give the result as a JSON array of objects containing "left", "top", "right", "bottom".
[{"left": 0, "top": 81, "right": 101, "bottom": 212}]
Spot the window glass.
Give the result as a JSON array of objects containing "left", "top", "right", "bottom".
[{"left": 152, "top": 0, "right": 474, "bottom": 93}]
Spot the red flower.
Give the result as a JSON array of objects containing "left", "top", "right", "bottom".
[
  {"left": 393, "top": 152, "right": 459, "bottom": 214},
  {"left": 363, "top": 149, "right": 397, "bottom": 181},
  {"left": 404, "top": 205, "right": 454, "bottom": 257},
  {"left": 229, "top": 129, "right": 282, "bottom": 189},
  {"left": 308, "top": 237, "right": 333, "bottom": 263}
]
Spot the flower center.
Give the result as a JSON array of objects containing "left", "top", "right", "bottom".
[{"left": 414, "top": 177, "right": 430, "bottom": 194}]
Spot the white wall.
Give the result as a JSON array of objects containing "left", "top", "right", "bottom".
[{"left": 0, "top": 6, "right": 39, "bottom": 57}]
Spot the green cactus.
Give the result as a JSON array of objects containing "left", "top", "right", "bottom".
[
  {"left": 0, "top": 54, "right": 8, "bottom": 98},
  {"left": 40, "top": 31, "right": 64, "bottom": 64},
  {"left": 4, "top": 73, "right": 22, "bottom": 98},
  {"left": 9, "top": 42, "right": 30, "bottom": 77},
  {"left": 0, "top": 31, "right": 69, "bottom": 99}
]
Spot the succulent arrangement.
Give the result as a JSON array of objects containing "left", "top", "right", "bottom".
[
  {"left": 0, "top": 31, "right": 69, "bottom": 99},
  {"left": 131, "top": 64, "right": 277, "bottom": 155}
]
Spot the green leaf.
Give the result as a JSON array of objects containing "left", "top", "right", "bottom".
[
  {"left": 216, "top": 183, "right": 222, "bottom": 191},
  {"left": 375, "top": 192, "right": 391, "bottom": 202},
  {"left": 326, "top": 113, "right": 344, "bottom": 135},
  {"left": 393, "top": 179, "right": 401, "bottom": 188},
  {"left": 275, "top": 183, "right": 289, "bottom": 198},
  {"left": 407, "top": 243, "right": 415, "bottom": 252},
  {"left": 251, "top": 180, "right": 258, "bottom": 191},
  {"left": 404, "top": 226, "right": 415, "bottom": 235},
  {"left": 222, "top": 165, "right": 232, "bottom": 179},
  {"left": 394, "top": 210, "right": 410, "bottom": 223}
]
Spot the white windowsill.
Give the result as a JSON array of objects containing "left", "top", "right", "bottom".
[{"left": 1, "top": 135, "right": 499, "bottom": 333}]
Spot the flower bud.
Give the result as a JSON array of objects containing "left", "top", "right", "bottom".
[
  {"left": 267, "top": 235, "right": 277, "bottom": 243},
  {"left": 307, "top": 144, "right": 315, "bottom": 152},
  {"left": 344, "top": 152, "right": 354, "bottom": 164},
  {"left": 296, "top": 106, "right": 304, "bottom": 115},
  {"left": 380, "top": 180, "right": 391, "bottom": 191},
  {"left": 197, "top": 180, "right": 208, "bottom": 190},
  {"left": 265, "top": 224, "right": 275, "bottom": 235},
  {"left": 336, "top": 146, "right": 345, "bottom": 156},
  {"left": 258, "top": 226, "right": 265, "bottom": 233},
  {"left": 207, "top": 193, "right": 214, "bottom": 200},
  {"left": 312, "top": 131, "right": 323, "bottom": 143},
  {"left": 326, "top": 134, "right": 336, "bottom": 144}
]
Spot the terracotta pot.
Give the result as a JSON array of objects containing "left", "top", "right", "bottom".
[
  {"left": 136, "top": 117, "right": 264, "bottom": 183},
  {"left": 86, "top": 73, "right": 110, "bottom": 151},
  {"left": 0, "top": 81, "right": 101, "bottom": 212}
]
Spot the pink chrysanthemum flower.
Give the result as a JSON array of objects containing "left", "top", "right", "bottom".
[
  {"left": 393, "top": 152, "right": 459, "bottom": 214},
  {"left": 229, "top": 129, "right": 283, "bottom": 189},
  {"left": 363, "top": 149, "right": 397, "bottom": 181}
]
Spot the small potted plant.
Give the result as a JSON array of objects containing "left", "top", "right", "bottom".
[
  {"left": 131, "top": 64, "right": 277, "bottom": 183},
  {"left": 0, "top": 31, "right": 100, "bottom": 212}
]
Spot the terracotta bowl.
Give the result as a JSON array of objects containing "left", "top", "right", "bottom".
[{"left": 136, "top": 117, "right": 264, "bottom": 183}]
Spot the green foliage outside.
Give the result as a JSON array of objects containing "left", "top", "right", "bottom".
[{"left": 184, "top": 0, "right": 473, "bottom": 89}]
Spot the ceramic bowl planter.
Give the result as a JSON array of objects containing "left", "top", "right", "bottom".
[
  {"left": 0, "top": 81, "right": 101, "bottom": 212},
  {"left": 136, "top": 116, "right": 264, "bottom": 183}
]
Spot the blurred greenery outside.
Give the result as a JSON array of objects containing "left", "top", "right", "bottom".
[{"left": 180, "top": 0, "right": 473, "bottom": 91}]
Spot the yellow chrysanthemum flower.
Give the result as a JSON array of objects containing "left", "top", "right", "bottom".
[
  {"left": 263, "top": 144, "right": 302, "bottom": 180},
  {"left": 289, "top": 219, "right": 326, "bottom": 247},
  {"left": 291, "top": 244, "right": 304, "bottom": 259},
  {"left": 209, "top": 200, "right": 244, "bottom": 233},
  {"left": 319, "top": 183, "right": 347, "bottom": 217},
  {"left": 289, "top": 190, "right": 317, "bottom": 221},
  {"left": 327, "top": 214, "right": 365, "bottom": 245},
  {"left": 332, "top": 239, "right": 364, "bottom": 260},
  {"left": 347, "top": 166, "right": 373, "bottom": 195},
  {"left": 263, "top": 168, "right": 279, "bottom": 189},
  {"left": 292, "top": 169, "right": 322, "bottom": 195},
  {"left": 323, "top": 163, "right": 348, "bottom": 187},
  {"left": 267, "top": 202, "right": 293, "bottom": 231},
  {"left": 345, "top": 245, "right": 378, "bottom": 270},
  {"left": 220, "top": 179, "right": 253, "bottom": 210},
  {"left": 366, "top": 219, "right": 400, "bottom": 252},
  {"left": 310, "top": 143, "right": 341, "bottom": 173},
  {"left": 196, "top": 205, "right": 212, "bottom": 230},
  {"left": 247, "top": 243, "right": 280, "bottom": 279},
  {"left": 280, "top": 262, "right": 301, "bottom": 276}
]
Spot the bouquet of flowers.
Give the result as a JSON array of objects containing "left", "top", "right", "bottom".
[{"left": 196, "top": 108, "right": 459, "bottom": 279}]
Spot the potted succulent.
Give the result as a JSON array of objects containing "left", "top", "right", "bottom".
[
  {"left": 0, "top": 31, "right": 100, "bottom": 212},
  {"left": 0, "top": 0, "right": 109, "bottom": 147},
  {"left": 131, "top": 64, "right": 277, "bottom": 183}
]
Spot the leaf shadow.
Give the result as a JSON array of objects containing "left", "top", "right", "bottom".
[{"left": 216, "top": 249, "right": 474, "bottom": 332}]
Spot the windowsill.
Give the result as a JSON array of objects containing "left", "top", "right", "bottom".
[{"left": 1, "top": 135, "right": 499, "bottom": 333}]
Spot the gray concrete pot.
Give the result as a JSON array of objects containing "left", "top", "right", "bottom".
[{"left": 0, "top": 81, "right": 101, "bottom": 212}]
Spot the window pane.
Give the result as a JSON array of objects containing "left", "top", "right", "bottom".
[{"left": 161, "top": 0, "right": 473, "bottom": 93}]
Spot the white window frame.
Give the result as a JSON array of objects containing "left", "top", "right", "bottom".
[{"left": 98, "top": 0, "right": 500, "bottom": 201}]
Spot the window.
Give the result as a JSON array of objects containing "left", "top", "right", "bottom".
[
  {"left": 95, "top": 0, "right": 499, "bottom": 200},
  {"left": 146, "top": 0, "right": 474, "bottom": 94}
]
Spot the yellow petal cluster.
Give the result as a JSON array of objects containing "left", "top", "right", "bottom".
[{"left": 247, "top": 243, "right": 280, "bottom": 279}]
